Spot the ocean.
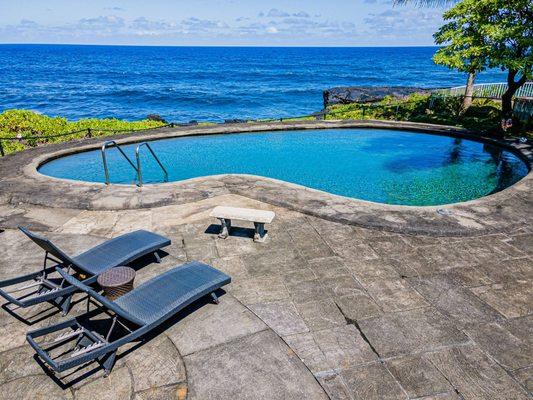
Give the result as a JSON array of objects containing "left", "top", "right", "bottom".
[{"left": 0, "top": 44, "right": 505, "bottom": 122}]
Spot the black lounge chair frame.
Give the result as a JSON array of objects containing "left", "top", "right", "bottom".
[
  {"left": 27, "top": 261, "right": 230, "bottom": 376},
  {"left": 0, "top": 227, "right": 170, "bottom": 315}
]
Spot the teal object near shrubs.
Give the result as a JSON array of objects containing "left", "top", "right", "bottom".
[{"left": 38, "top": 129, "right": 528, "bottom": 206}]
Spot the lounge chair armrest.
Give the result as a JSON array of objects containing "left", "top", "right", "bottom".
[
  {"left": 27, "top": 332, "right": 61, "bottom": 371},
  {"left": 0, "top": 265, "right": 59, "bottom": 287},
  {"left": 0, "top": 266, "right": 73, "bottom": 308},
  {"left": 56, "top": 267, "right": 93, "bottom": 292},
  {"left": 55, "top": 267, "right": 117, "bottom": 310},
  {"left": 0, "top": 287, "right": 28, "bottom": 308},
  {"left": 55, "top": 267, "right": 137, "bottom": 322},
  {"left": 26, "top": 318, "right": 79, "bottom": 373}
]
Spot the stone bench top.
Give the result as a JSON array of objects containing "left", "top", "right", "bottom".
[{"left": 210, "top": 206, "right": 275, "bottom": 224}]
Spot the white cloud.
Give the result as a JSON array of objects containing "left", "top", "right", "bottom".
[
  {"left": 0, "top": 7, "right": 441, "bottom": 45},
  {"left": 266, "top": 9, "right": 290, "bottom": 18},
  {"left": 259, "top": 9, "right": 312, "bottom": 19},
  {"left": 76, "top": 15, "right": 125, "bottom": 30},
  {"left": 364, "top": 9, "right": 442, "bottom": 36}
]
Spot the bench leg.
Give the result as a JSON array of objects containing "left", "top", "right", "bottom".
[
  {"left": 253, "top": 222, "right": 267, "bottom": 243},
  {"left": 218, "top": 218, "right": 231, "bottom": 239}
]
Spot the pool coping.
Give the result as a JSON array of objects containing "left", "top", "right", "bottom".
[{"left": 1, "top": 119, "right": 532, "bottom": 236}]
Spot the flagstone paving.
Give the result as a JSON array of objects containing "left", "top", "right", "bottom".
[{"left": 0, "top": 193, "right": 531, "bottom": 399}]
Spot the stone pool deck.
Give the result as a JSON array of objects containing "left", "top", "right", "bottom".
[
  {"left": 0, "top": 121, "right": 531, "bottom": 399},
  {"left": 1, "top": 120, "right": 532, "bottom": 236}
]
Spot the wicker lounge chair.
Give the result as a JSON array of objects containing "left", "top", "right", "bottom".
[
  {"left": 27, "top": 261, "right": 231, "bottom": 376},
  {"left": 0, "top": 227, "right": 171, "bottom": 315}
]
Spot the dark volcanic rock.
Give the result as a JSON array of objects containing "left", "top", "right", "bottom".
[
  {"left": 323, "top": 86, "right": 433, "bottom": 108},
  {"left": 147, "top": 114, "right": 167, "bottom": 123}
]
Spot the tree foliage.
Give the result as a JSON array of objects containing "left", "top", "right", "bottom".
[
  {"left": 432, "top": 0, "right": 532, "bottom": 123},
  {"left": 434, "top": 0, "right": 532, "bottom": 75},
  {"left": 433, "top": 11, "right": 486, "bottom": 74}
]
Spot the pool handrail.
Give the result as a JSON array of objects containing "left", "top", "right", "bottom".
[
  {"left": 135, "top": 142, "right": 168, "bottom": 186},
  {"left": 101, "top": 141, "right": 139, "bottom": 185}
]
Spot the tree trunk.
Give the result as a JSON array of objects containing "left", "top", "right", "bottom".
[
  {"left": 501, "top": 91, "right": 514, "bottom": 120},
  {"left": 461, "top": 72, "right": 476, "bottom": 114},
  {"left": 501, "top": 69, "right": 527, "bottom": 120}
]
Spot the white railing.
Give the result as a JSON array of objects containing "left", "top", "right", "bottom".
[{"left": 438, "top": 82, "right": 533, "bottom": 99}]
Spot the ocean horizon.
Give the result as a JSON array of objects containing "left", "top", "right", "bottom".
[{"left": 0, "top": 44, "right": 505, "bottom": 122}]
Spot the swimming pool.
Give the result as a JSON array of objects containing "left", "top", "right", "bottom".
[{"left": 38, "top": 129, "right": 528, "bottom": 206}]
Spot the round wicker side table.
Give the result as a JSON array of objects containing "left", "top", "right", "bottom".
[{"left": 97, "top": 266, "right": 136, "bottom": 300}]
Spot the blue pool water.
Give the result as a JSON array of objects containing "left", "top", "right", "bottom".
[
  {"left": 38, "top": 129, "right": 528, "bottom": 206},
  {"left": 0, "top": 45, "right": 505, "bottom": 122}
]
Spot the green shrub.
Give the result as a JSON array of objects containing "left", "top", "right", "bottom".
[
  {"left": 326, "top": 93, "right": 432, "bottom": 122},
  {"left": 0, "top": 110, "right": 166, "bottom": 155},
  {"left": 324, "top": 93, "right": 509, "bottom": 134}
]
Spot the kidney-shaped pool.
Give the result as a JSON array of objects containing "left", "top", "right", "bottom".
[{"left": 38, "top": 128, "right": 529, "bottom": 206}]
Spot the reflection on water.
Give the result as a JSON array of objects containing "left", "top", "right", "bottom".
[
  {"left": 447, "top": 138, "right": 463, "bottom": 165},
  {"left": 483, "top": 143, "right": 519, "bottom": 194}
]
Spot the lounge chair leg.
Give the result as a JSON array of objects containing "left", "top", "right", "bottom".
[
  {"left": 100, "top": 351, "right": 117, "bottom": 377},
  {"left": 210, "top": 292, "right": 219, "bottom": 304},
  {"left": 55, "top": 295, "right": 72, "bottom": 316},
  {"left": 154, "top": 251, "right": 162, "bottom": 264},
  {"left": 218, "top": 218, "right": 231, "bottom": 239}
]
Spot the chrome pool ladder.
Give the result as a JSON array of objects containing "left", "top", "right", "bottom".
[
  {"left": 101, "top": 140, "right": 167, "bottom": 186},
  {"left": 101, "top": 141, "right": 138, "bottom": 185},
  {"left": 135, "top": 142, "right": 168, "bottom": 186}
]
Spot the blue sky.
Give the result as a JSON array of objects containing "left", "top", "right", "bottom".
[{"left": 0, "top": 0, "right": 445, "bottom": 46}]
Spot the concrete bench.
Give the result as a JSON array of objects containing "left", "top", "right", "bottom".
[{"left": 210, "top": 206, "right": 275, "bottom": 242}]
